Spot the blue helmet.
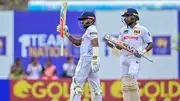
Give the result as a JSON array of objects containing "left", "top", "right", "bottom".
[
  {"left": 78, "top": 12, "right": 96, "bottom": 29},
  {"left": 122, "top": 8, "right": 139, "bottom": 20},
  {"left": 78, "top": 12, "right": 96, "bottom": 21}
]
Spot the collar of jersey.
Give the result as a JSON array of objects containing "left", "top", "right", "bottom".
[{"left": 127, "top": 24, "right": 139, "bottom": 29}]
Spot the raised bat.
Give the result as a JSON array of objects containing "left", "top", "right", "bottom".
[{"left": 60, "top": 2, "right": 68, "bottom": 56}]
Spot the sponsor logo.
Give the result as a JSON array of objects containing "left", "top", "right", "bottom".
[
  {"left": 0, "top": 36, "right": 6, "bottom": 55},
  {"left": 153, "top": 36, "right": 171, "bottom": 55},
  {"left": 124, "top": 36, "right": 138, "bottom": 40},
  {"left": 123, "top": 30, "right": 128, "bottom": 34},
  {"left": 134, "top": 29, "right": 141, "bottom": 35}
]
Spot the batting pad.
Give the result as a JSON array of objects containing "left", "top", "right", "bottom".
[{"left": 121, "top": 76, "right": 141, "bottom": 101}]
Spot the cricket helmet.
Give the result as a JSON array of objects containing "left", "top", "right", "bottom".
[{"left": 78, "top": 12, "right": 96, "bottom": 29}]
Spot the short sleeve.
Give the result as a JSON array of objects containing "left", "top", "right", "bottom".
[
  {"left": 118, "top": 28, "right": 124, "bottom": 41},
  {"left": 118, "top": 32, "right": 123, "bottom": 41},
  {"left": 87, "top": 25, "right": 98, "bottom": 40},
  {"left": 142, "top": 27, "right": 152, "bottom": 44}
]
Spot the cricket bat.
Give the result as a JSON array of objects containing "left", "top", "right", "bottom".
[
  {"left": 104, "top": 34, "right": 154, "bottom": 62},
  {"left": 60, "top": 2, "right": 68, "bottom": 56}
]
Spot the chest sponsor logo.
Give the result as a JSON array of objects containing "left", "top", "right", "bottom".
[
  {"left": 134, "top": 29, "right": 141, "bottom": 35},
  {"left": 124, "top": 36, "right": 138, "bottom": 40}
]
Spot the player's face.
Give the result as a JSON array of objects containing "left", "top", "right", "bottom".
[
  {"left": 79, "top": 19, "right": 92, "bottom": 29},
  {"left": 81, "top": 19, "right": 89, "bottom": 25},
  {"left": 123, "top": 14, "right": 134, "bottom": 25}
]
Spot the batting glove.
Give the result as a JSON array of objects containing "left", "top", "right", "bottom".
[
  {"left": 91, "top": 58, "right": 100, "bottom": 73},
  {"left": 56, "top": 25, "right": 70, "bottom": 37},
  {"left": 134, "top": 48, "right": 147, "bottom": 58},
  {"left": 127, "top": 46, "right": 136, "bottom": 53}
]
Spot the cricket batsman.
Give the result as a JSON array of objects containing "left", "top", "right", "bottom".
[
  {"left": 57, "top": 12, "right": 102, "bottom": 101},
  {"left": 107, "top": 8, "right": 154, "bottom": 101}
]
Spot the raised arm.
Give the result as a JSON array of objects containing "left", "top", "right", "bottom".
[
  {"left": 65, "top": 32, "right": 82, "bottom": 46},
  {"left": 57, "top": 25, "right": 82, "bottom": 46}
]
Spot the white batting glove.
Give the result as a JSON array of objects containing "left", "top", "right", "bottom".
[
  {"left": 91, "top": 58, "right": 100, "bottom": 73},
  {"left": 127, "top": 46, "right": 136, "bottom": 53},
  {"left": 56, "top": 24, "right": 70, "bottom": 37},
  {"left": 134, "top": 48, "right": 147, "bottom": 58}
]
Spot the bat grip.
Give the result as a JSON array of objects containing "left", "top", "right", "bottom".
[
  {"left": 60, "top": 38, "right": 64, "bottom": 56},
  {"left": 128, "top": 46, "right": 153, "bottom": 62}
]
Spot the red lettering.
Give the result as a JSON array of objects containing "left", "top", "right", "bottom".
[{"left": 124, "top": 36, "right": 138, "bottom": 40}]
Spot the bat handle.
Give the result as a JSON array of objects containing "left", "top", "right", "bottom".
[
  {"left": 129, "top": 46, "right": 154, "bottom": 62},
  {"left": 60, "top": 38, "right": 64, "bottom": 56},
  {"left": 141, "top": 55, "right": 154, "bottom": 62}
]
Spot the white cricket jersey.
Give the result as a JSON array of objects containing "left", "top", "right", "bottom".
[
  {"left": 80, "top": 25, "right": 98, "bottom": 56},
  {"left": 119, "top": 24, "right": 152, "bottom": 56}
]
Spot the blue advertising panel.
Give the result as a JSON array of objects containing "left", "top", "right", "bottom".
[
  {"left": 14, "top": 11, "right": 83, "bottom": 76},
  {"left": 152, "top": 36, "right": 171, "bottom": 55},
  {"left": 0, "top": 80, "right": 10, "bottom": 101},
  {"left": 0, "top": 36, "right": 7, "bottom": 56}
]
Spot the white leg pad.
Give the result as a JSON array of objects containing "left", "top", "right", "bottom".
[
  {"left": 91, "top": 88, "right": 102, "bottom": 101},
  {"left": 71, "top": 86, "right": 83, "bottom": 95},
  {"left": 70, "top": 78, "right": 83, "bottom": 101},
  {"left": 121, "top": 76, "right": 141, "bottom": 101},
  {"left": 70, "top": 86, "right": 83, "bottom": 101}
]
